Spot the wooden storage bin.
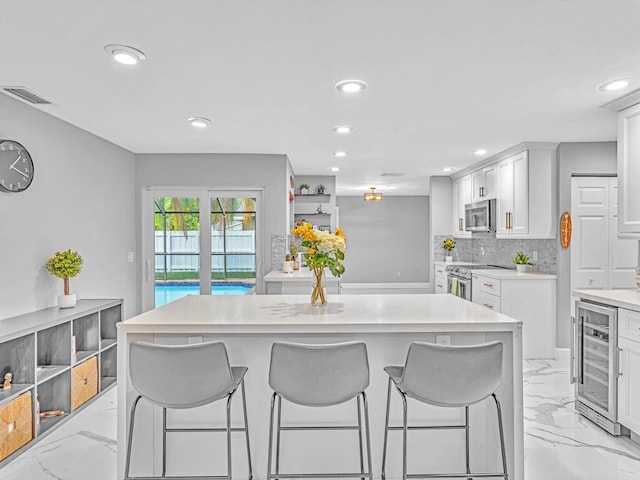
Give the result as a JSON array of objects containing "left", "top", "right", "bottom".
[
  {"left": 71, "top": 356, "right": 98, "bottom": 410},
  {"left": 0, "top": 391, "right": 33, "bottom": 461}
]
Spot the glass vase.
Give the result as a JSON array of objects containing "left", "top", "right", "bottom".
[{"left": 311, "top": 267, "right": 327, "bottom": 306}]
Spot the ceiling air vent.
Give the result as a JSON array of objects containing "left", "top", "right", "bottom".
[
  {"left": 2, "top": 86, "right": 51, "bottom": 105},
  {"left": 381, "top": 172, "right": 404, "bottom": 177}
]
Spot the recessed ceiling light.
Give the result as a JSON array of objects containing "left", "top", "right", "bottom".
[
  {"left": 335, "top": 80, "right": 367, "bottom": 93},
  {"left": 333, "top": 125, "right": 353, "bottom": 134},
  {"left": 188, "top": 117, "right": 211, "bottom": 128},
  {"left": 104, "top": 44, "right": 146, "bottom": 65},
  {"left": 440, "top": 167, "right": 455, "bottom": 172},
  {"left": 473, "top": 149, "right": 488, "bottom": 155},
  {"left": 598, "top": 78, "right": 636, "bottom": 91},
  {"left": 328, "top": 167, "right": 340, "bottom": 172},
  {"left": 333, "top": 151, "right": 347, "bottom": 158}
]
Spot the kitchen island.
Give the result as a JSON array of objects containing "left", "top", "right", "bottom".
[{"left": 117, "top": 294, "right": 523, "bottom": 480}]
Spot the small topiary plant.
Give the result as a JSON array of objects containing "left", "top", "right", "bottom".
[{"left": 46, "top": 249, "right": 83, "bottom": 295}]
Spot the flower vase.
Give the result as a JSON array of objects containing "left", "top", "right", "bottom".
[{"left": 311, "top": 267, "right": 327, "bottom": 306}]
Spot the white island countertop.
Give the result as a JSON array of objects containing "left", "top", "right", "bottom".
[
  {"left": 117, "top": 294, "right": 524, "bottom": 480},
  {"left": 263, "top": 269, "right": 340, "bottom": 282},
  {"left": 118, "top": 293, "right": 521, "bottom": 334},
  {"left": 574, "top": 288, "right": 640, "bottom": 312}
]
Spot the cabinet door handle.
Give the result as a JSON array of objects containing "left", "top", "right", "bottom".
[
  {"left": 458, "top": 218, "right": 463, "bottom": 231},
  {"left": 437, "top": 284, "right": 443, "bottom": 288},
  {"left": 483, "top": 303, "right": 494, "bottom": 309},
  {"left": 618, "top": 347, "right": 623, "bottom": 377},
  {"left": 479, "top": 186, "right": 485, "bottom": 198},
  {"left": 483, "top": 283, "right": 494, "bottom": 287}
]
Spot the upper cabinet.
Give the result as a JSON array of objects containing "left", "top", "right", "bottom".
[
  {"left": 617, "top": 102, "right": 640, "bottom": 237},
  {"left": 471, "top": 165, "right": 497, "bottom": 203},
  {"left": 453, "top": 174, "right": 472, "bottom": 238},
  {"left": 451, "top": 143, "right": 557, "bottom": 240},
  {"left": 496, "top": 151, "right": 528, "bottom": 236}
]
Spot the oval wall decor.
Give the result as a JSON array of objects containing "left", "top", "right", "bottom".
[{"left": 560, "top": 212, "right": 572, "bottom": 248}]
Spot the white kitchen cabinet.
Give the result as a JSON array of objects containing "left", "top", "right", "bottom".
[
  {"left": 453, "top": 174, "right": 472, "bottom": 238},
  {"left": 433, "top": 264, "right": 447, "bottom": 294},
  {"left": 617, "top": 102, "right": 640, "bottom": 237},
  {"left": 471, "top": 165, "right": 497, "bottom": 203},
  {"left": 473, "top": 273, "right": 556, "bottom": 359},
  {"left": 496, "top": 151, "right": 529, "bottom": 236},
  {"left": 618, "top": 335, "right": 640, "bottom": 433}
]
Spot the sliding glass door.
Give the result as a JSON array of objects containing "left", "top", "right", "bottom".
[{"left": 142, "top": 188, "right": 262, "bottom": 310}]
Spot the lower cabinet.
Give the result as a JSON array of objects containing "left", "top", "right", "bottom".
[
  {"left": 473, "top": 274, "right": 556, "bottom": 359},
  {"left": 0, "top": 299, "right": 121, "bottom": 465},
  {"left": 618, "top": 308, "right": 640, "bottom": 433},
  {"left": 434, "top": 264, "right": 447, "bottom": 294}
]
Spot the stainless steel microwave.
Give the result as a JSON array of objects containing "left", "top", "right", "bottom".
[{"left": 464, "top": 199, "right": 496, "bottom": 232}]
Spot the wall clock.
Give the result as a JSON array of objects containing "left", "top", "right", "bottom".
[{"left": 0, "top": 140, "right": 34, "bottom": 193}]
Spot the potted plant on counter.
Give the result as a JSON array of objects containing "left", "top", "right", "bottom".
[
  {"left": 46, "top": 249, "right": 83, "bottom": 308},
  {"left": 442, "top": 238, "right": 456, "bottom": 263},
  {"left": 512, "top": 251, "right": 534, "bottom": 273}
]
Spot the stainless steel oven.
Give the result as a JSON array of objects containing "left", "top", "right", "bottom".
[
  {"left": 446, "top": 269, "right": 471, "bottom": 301},
  {"left": 572, "top": 300, "right": 625, "bottom": 435}
]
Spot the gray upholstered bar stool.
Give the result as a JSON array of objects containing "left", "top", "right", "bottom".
[
  {"left": 124, "top": 340, "right": 253, "bottom": 480},
  {"left": 381, "top": 341, "right": 508, "bottom": 480},
  {"left": 267, "top": 341, "right": 373, "bottom": 480}
]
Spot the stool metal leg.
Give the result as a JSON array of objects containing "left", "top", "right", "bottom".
[
  {"left": 241, "top": 379, "right": 253, "bottom": 480},
  {"left": 162, "top": 407, "right": 168, "bottom": 477},
  {"left": 400, "top": 389, "right": 408, "bottom": 480},
  {"left": 124, "top": 395, "right": 142, "bottom": 480},
  {"left": 226, "top": 389, "right": 237, "bottom": 480},
  {"left": 361, "top": 392, "right": 373, "bottom": 480},
  {"left": 275, "top": 394, "right": 282, "bottom": 477},
  {"left": 267, "top": 392, "right": 277, "bottom": 480},
  {"left": 357, "top": 395, "right": 364, "bottom": 478},
  {"left": 381, "top": 377, "right": 392, "bottom": 480},
  {"left": 492, "top": 394, "right": 509, "bottom": 480},
  {"left": 465, "top": 406, "right": 471, "bottom": 480}
]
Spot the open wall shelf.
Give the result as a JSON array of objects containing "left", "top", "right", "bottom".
[{"left": 0, "top": 299, "right": 122, "bottom": 465}]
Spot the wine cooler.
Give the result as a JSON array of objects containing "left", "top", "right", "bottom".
[{"left": 572, "top": 300, "right": 625, "bottom": 435}]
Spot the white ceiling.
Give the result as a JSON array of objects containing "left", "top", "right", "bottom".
[{"left": 1, "top": 0, "right": 639, "bottom": 195}]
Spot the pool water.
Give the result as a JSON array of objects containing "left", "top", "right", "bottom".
[{"left": 155, "top": 283, "right": 253, "bottom": 307}]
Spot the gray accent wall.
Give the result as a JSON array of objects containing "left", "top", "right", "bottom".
[
  {"left": 556, "top": 141, "right": 617, "bottom": 348},
  {"left": 336, "top": 196, "right": 430, "bottom": 283},
  {"left": 0, "top": 93, "right": 137, "bottom": 320}
]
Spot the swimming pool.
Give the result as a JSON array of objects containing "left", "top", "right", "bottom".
[{"left": 155, "top": 283, "right": 253, "bottom": 307}]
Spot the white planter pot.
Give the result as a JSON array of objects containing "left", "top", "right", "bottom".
[
  {"left": 445, "top": 255, "right": 453, "bottom": 264},
  {"left": 58, "top": 294, "right": 77, "bottom": 308},
  {"left": 515, "top": 264, "right": 527, "bottom": 274},
  {"left": 300, "top": 188, "right": 309, "bottom": 195}
]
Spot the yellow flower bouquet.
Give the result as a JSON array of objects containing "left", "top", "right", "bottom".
[{"left": 291, "top": 222, "right": 346, "bottom": 305}]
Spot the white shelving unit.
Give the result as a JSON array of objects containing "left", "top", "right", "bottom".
[{"left": 0, "top": 299, "right": 122, "bottom": 465}]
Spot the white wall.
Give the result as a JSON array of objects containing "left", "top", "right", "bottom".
[
  {"left": 556, "top": 141, "right": 617, "bottom": 347},
  {"left": 0, "top": 94, "right": 137, "bottom": 320},
  {"left": 336, "top": 196, "right": 430, "bottom": 283},
  {"left": 428, "top": 176, "right": 453, "bottom": 283}
]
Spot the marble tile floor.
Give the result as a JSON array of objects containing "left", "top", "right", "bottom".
[{"left": 2, "top": 359, "right": 640, "bottom": 479}]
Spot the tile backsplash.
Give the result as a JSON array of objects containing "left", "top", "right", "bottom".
[{"left": 434, "top": 235, "right": 557, "bottom": 274}]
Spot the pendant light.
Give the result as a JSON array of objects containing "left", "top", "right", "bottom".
[{"left": 363, "top": 187, "right": 383, "bottom": 202}]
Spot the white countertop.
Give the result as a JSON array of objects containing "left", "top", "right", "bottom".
[
  {"left": 574, "top": 288, "right": 640, "bottom": 312},
  {"left": 118, "top": 293, "right": 521, "bottom": 334},
  {"left": 264, "top": 269, "right": 340, "bottom": 282},
  {"left": 434, "top": 261, "right": 556, "bottom": 280}
]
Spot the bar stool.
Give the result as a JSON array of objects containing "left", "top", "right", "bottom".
[
  {"left": 124, "top": 340, "right": 253, "bottom": 480},
  {"left": 381, "top": 341, "right": 508, "bottom": 480},
  {"left": 267, "top": 341, "right": 373, "bottom": 480}
]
